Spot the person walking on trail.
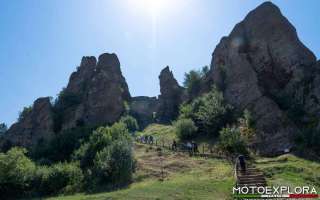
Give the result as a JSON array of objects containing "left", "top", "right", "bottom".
[
  {"left": 172, "top": 140, "right": 177, "bottom": 151},
  {"left": 149, "top": 135, "right": 154, "bottom": 145},
  {"left": 192, "top": 141, "right": 198, "bottom": 154},
  {"left": 187, "top": 141, "right": 192, "bottom": 156},
  {"left": 238, "top": 155, "right": 246, "bottom": 173}
]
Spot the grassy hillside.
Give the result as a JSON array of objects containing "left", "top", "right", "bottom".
[
  {"left": 255, "top": 154, "right": 320, "bottom": 191},
  {"left": 46, "top": 143, "right": 234, "bottom": 200},
  {"left": 44, "top": 124, "right": 320, "bottom": 200},
  {"left": 136, "top": 123, "right": 177, "bottom": 145}
]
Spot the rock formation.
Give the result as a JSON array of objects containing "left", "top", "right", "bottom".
[
  {"left": 56, "top": 53, "right": 131, "bottom": 130},
  {"left": 157, "top": 66, "right": 186, "bottom": 123},
  {"left": 4, "top": 97, "right": 55, "bottom": 147},
  {"left": 205, "top": 2, "right": 318, "bottom": 155},
  {"left": 3, "top": 53, "right": 131, "bottom": 148},
  {"left": 130, "top": 96, "right": 159, "bottom": 129}
]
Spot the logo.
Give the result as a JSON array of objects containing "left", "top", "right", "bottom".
[{"left": 233, "top": 186, "right": 319, "bottom": 199}]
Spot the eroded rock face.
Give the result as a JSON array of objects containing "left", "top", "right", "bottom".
[
  {"left": 130, "top": 96, "right": 159, "bottom": 129},
  {"left": 4, "top": 97, "right": 55, "bottom": 147},
  {"left": 206, "top": 2, "right": 317, "bottom": 155},
  {"left": 59, "top": 53, "right": 131, "bottom": 130},
  {"left": 157, "top": 66, "right": 186, "bottom": 123}
]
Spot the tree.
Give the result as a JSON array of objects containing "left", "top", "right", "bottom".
[
  {"left": 18, "top": 106, "right": 32, "bottom": 121},
  {"left": 0, "top": 148, "right": 36, "bottom": 198},
  {"left": 0, "top": 123, "right": 7, "bottom": 135},
  {"left": 194, "top": 86, "right": 233, "bottom": 135},
  {"left": 218, "top": 126, "right": 248, "bottom": 156},
  {"left": 73, "top": 123, "right": 134, "bottom": 191},
  {"left": 183, "top": 66, "right": 209, "bottom": 98},
  {"left": 174, "top": 118, "right": 198, "bottom": 140},
  {"left": 119, "top": 115, "right": 139, "bottom": 132}
]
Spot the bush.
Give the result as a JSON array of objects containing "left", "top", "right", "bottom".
[
  {"left": 35, "top": 162, "right": 83, "bottom": 195},
  {"left": 174, "top": 118, "right": 198, "bottom": 140},
  {"left": 217, "top": 126, "right": 248, "bottom": 156},
  {"left": 178, "top": 86, "right": 233, "bottom": 136},
  {"left": 183, "top": 66, "right": 209, "bottom": 98},
  {"left": 18, "top": 106, "right": 33, "bottom": 122},
  {"left": 0, "top": 148, "right": 36, "bottom": 198},
  {"left": 31, "top": 126, "right": 95, "bottom": 163},
  {"left": 74, "top": 123, "right": 134, "bottom": 191},
  {"left": 119, "top": 115, "right": 139, "bottom": 132},
  {"left": 92, "top": 139, "right": 134, "bottom": 189},
  {"left": 0, "top": 123, "right": 7, "bottom": 135}
]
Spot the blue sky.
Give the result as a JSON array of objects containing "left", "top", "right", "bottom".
[{"left": 0, "top": 0, "right": 319, "bottom": 126}]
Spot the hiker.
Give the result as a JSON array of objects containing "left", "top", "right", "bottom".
[
  {"left": 192, "top": 141, "right": 198, "bottom": 154},
  {"left": 172, "top": 140, "right": 177, "bottom": 151},
  {"left": 187, "top": 141, "right": 193, "bottom": 156},
  {"left": 149, "top": 135, "right": 154, "bottom": 144},
  {"left": 238, "top": 155, "right": 246, "bottom": 172}
]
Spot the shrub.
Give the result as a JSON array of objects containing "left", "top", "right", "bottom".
[
  {"left": 217, "top": 126, "right": 248, "bottom": 156},
  {"left": 119, "top": 115, "right": 139, "bottom": 132},
  {"left": 35, "top": 162, "right": 83, "bottom": 195},
  {"left": 74, "top": 123, "right": 134, "bottom": 191},
  {"left": 31, "top": 126, "right": 95, "bottom": 163},
  {"left": 18, "top": 106, "right": 33, "bottom": 121},
  {"left": 0, "top": 148, "right": 36, "bottom": 198},
  {"left": 0, "top": 123, "right": 7, "bottom": 135},
  {"left": 92, "top": 139, "right": 134, "bottom": 189},
  {"left": 174, "top": 118, "right": 198, "bottom": 140},
  {"left": 183, "top": 66, "right": 209, "bottom": 98},
  {"left": 195, "top": 86, "right": 233, "bottom": 135},
  {"left": 178, "top": 86, "right": 233, "bottom": 136}
]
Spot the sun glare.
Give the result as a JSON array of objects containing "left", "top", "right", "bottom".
[{"left": 131, "top": 0, "right": 171, "bottom": 17}]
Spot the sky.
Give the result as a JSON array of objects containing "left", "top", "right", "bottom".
[{"left": 0, "top": 0, "right": 319, "bottom": 126}]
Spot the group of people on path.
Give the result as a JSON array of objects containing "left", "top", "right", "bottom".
[{"left": 139, "top": 135, "right": 154, "bottom": 144}]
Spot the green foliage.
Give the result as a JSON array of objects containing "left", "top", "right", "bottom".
[
  {"left": 217, "top": 126, "right": 248, "bottom": 156},
  {"left": 35, "top": 162, "right": 83, "bottom": 195},
  {"left": 74, "top": 122, "right": 134, "bottom": 191},
  {"left": 31, "top": 126, "right": 95, "bottom": 163},
  {"left": 0, "top": 123, "right": 7, "bottom": 135},
  {"left": 53, "top": 87, "right": 82, "bottom": 132},
  {"left": 179, "top": 86, "right": 233, "bottom": 136},
  {"left": 183, "top": 66, "right": 208, "bottom": 98},
  {"left": 0, "top": 147, "right": 36, "bottom": 198},
  {"left": 119, "top": 115, "right": 139, "bottom": 132},
  {"left": 92, "top": 139, "right": 134, "bottom": 190},
  {"left": 18, "top": 105, "right": 33, "bottom": 121},
  {"left": 174, "top": 118, "right": 198, "bottom": 140},
  {"left": 195, "top": 86, "right": 233, "bottom": 135},
  {"left": 238, "top": 110, "right": 256, "bottom": 144}
]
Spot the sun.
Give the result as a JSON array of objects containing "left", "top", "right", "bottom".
[{"left": 131, "top": 0, "right": 171, "bottom": 17}]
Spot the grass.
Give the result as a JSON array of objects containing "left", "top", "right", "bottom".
[
  {"left": 255, "top": 154, "right": 320, "bottom": 191},
  {"left": 43, "top": 124, "right": 320, "bottom": 200},
  {"left": 136, "top": 123, "right": 177, "bottom": 144},
  {"left": 45, "top": 143, "right": 234, "bottom": 200}
]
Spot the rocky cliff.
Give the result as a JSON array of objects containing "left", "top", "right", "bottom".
[
  {"left": 205, "top": 2, "right": 319, "bottom": 155},
  {"left": 56, "top": 53, "right": 131, "bottom": 131},
  {"left": 157, "top": 66, "right": 186, "bottom": 123},
  {"left": 130, "top": 96, "right": 159, "bottom": 129},
  {"left": 3, "top": 97, "right": 55, "bottom": 147},
  {"left": 3, "top": 53, "right": 131, "bottom": 148}
]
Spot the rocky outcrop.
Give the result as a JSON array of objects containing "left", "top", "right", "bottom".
[
  {"left": 57, "top": 53, "right": 131, "bottom": 130},
  {"left": 4, "top": 97, "right": 55, "bottom": 147},
  {"left": 130, "top": 96, "right": 159, "bottom": 129},
  {"left": 157, "top": 66, "right": 186, "bottom": 123},
  {"left": 205, "top": 2, "right": 318, "bottom": 155}
]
